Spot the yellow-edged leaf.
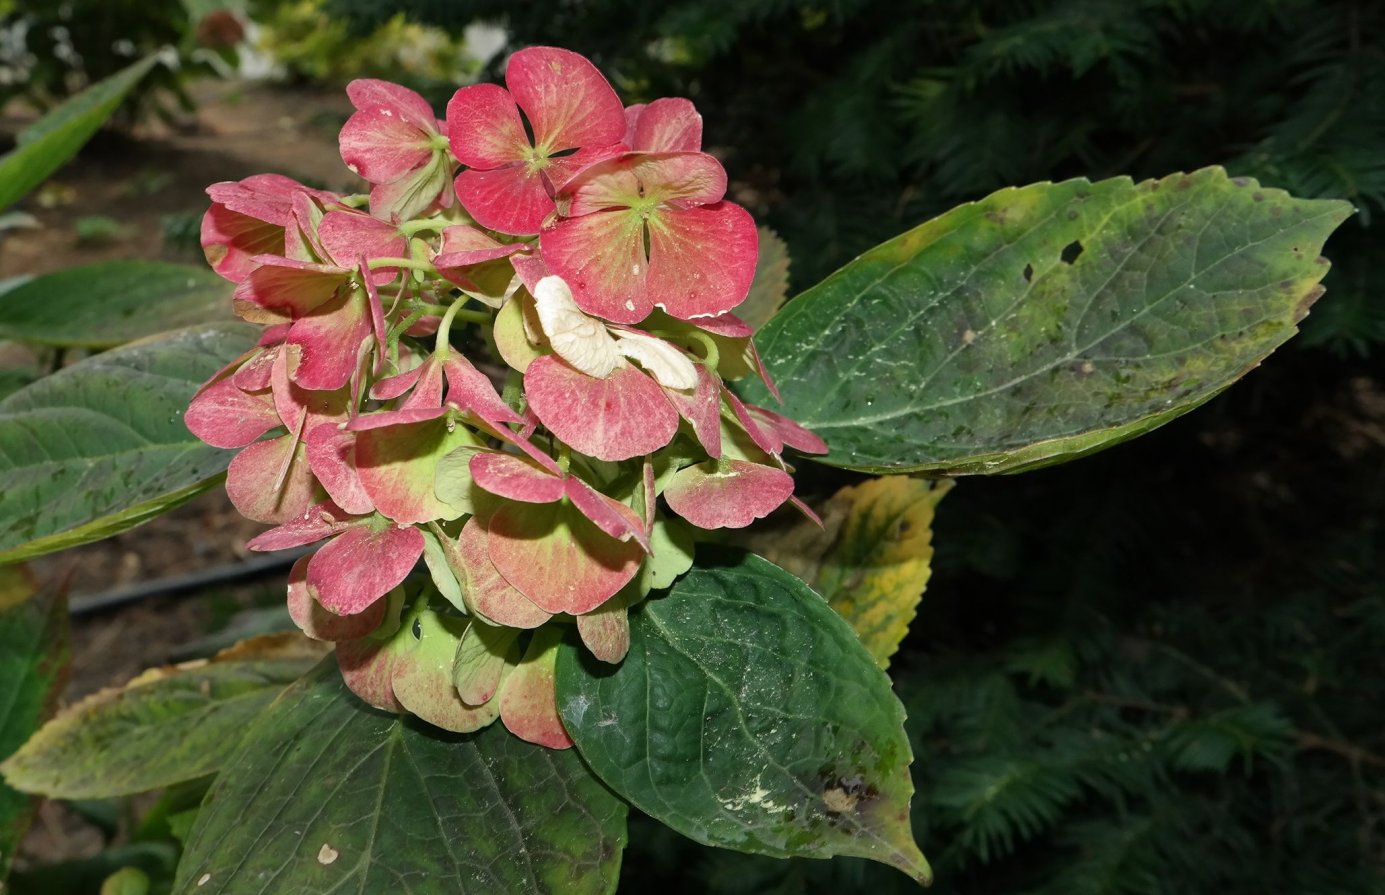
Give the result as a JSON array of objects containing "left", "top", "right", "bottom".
[{"left": 751, "top": 477, "right": 950, "bottom": 668}]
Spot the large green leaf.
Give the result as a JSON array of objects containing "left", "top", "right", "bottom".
[
  {"left": 0, "top": 323, "right": 257, "bottom": 564},
  {"left": 748, "top": 477, "right": 950, "bottom": 669},
  {"left": 175, "top": 660, "right": 627, "bottom": 895},
  {"left": 0, "top": 262, "right": 233, "bottom": 349},
  {"left": 555, "top": 551, "right": 931, "bottom": 884},
  {"left": 1, "top": 635, "right": 322, "bottom": 800},
  {"left": 0, "top": 56, "right": 161, "bottom": 212},
  {"left": 747, "top": 168, "right": 1353, "bottom": 474},
  {"left": 0, "top": 568, "right": 68, "bottom": 882}
]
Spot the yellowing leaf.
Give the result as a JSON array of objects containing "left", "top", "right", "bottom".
[{"left": 751, "top": 477, "right": 950, "bottom": 668}]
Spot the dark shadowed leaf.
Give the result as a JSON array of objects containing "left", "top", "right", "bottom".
[
  {"left": 1, "top": 635, "right": 323, "bottom": 800},
  {"left": 555, "top": 550, "right": 931, "bottom": 884},
  {"left": 174, "top": 660, "right": 627, "bottom": 895},
  {"left": 0, "top": 568, "right": 68, "bottom": 881},
  {"left": 0, "top": 323, "right": 257, "bottom": 563},
  {"left": 747, "top": 168, "right": 1353, "bottom": 473},
  {"left": 0, "top": 262, "right": 233, "bottom": 348}
]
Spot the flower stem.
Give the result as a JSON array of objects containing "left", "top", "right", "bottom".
[{"left": 368, "top": 256, "right": 436, "bottom": 272}]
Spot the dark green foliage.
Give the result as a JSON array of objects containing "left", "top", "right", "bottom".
[
  {"left": 0, "top": 0, "right": 234, "bottom": 124},
  {"left": 613, "top": 355, "right": 1385, "bottom": 892},
  {"left": 328, "top": 0, "right": 1384, "bottom": 354}
]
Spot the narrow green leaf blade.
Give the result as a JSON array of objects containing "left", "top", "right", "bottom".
[
  {"left": 555, "top": 551, "right": 931, "bottom": 884},
  {"left": 748, "top": 168, "right": 1353, "bottom": 474},
  {"left": 0, "top": 569, "right": 69, "bottom": 881},
  {"left": 0, "top": 56, "right": 161, "bottom": 212},
  {"left": 174, "top": 660, "right": 627, "bottom": 895},
  {"left": 1, "top": 636, "right": 322, "bottom": 800},
  {"left": 0, "top": 323, "right": 258, "bottom": 563},
  {"left": 0, "top": 262, "right": 233, "bottom": 348}
]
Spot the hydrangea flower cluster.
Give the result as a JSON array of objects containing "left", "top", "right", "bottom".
[{"left": 190, "top": 47, "right": 826, "bottom": 748}]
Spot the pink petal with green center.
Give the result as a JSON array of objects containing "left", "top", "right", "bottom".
[
  {"left": 497, "top": 626, "right": 573, "bottom": 749},
  {"left": 506, "top": 47, "right": 624, "bottom": 153},
  {"left": 453, "top": 621, "right": 519, "bottom": 706},
  {"left": 361, "top": 266, "right": 390, "bottom": 376},
  {"left": 235, "top": 256, "right": 349, "bottom": 317},
  {"left": 746, "top": 404, "right": 829, "bottom": 454},
  {"left": 562, "top": 152, "right": 727, "bottom": 217},
  {"left": 206, "top": 174, "right": 331, "bottom": 225},
  {"left": 575, "top": 591, "right": 630, "bottom": 662},
  {"left": 201, "top": 204, "right": 285, "bottom": 283},
  {"left": 691, "top": 313, "right": 751, "bottom": 338},
  {"left": 185, "top": 374, "right": 279, "bottom": 449},
  {"left": 336, "top": 636, "right": 406, "bottom": 712},
  {"left": 270, "top": 346, "right": 351, "bottom": 433},
  {"left": 453, "top": 165, "right": 555, "bottom": 236},
  {"left": 369, "top": 159, "right": 452, "bottom": 224},
  {"left": 624, "top": 98, "right": 703, "bottom": 152},
  {"left": 443, "top": 355, "right": 524, "bottom": 427},
  {"left": 470, "top": 452, "right": 565, "bottom": 503},
  {"left": 246, "top": 500, "right": 351, "bottom": 551},
  {"left": 524, "top": 356, "right": 678, "bottom": 461},
  {"left": 317, "top": 211, "right": 406, "bottom": 280},
  {"left": 397, "top": 354, "right": 444, "bottom": 411},
  {"left": 347, "top": 79, "right": 437, "bottom": 127},
  {"left": 564, "top": 478, "right": 650, "bottom": 551},
  {"left": 446, "top": 82, "right": 530, "bottom": 168},
  {"left": 788, "top": 495, "right": 825, "bottom": 528},
  {"left": 287, "top": 555, "right": 385, "bottom": 641},
  {"left": 348, "top": 405, "right": 446, "bottom": 432},
  {"left": 230, "top": 343, "right": 279, "bottom": 391},
  {"left": 433, "top": 226, "right": 525, "bottom": 287},
  {"left": 644, "top": 202, "right": 759, "bottom": 320},
  {"left": 391, "top": 609, "right": 498, "bottom": 733},
  {"left": 664, "top": 458, "right": 795, "bottom": 529},
  {"left": 542, "top": 143, "right": 630, "bottom": 196},
  {"left": 305, "top": 423, "right": 374, "bottom": 516},
  {"left": 285, "top": 289, "right": 371, "bottom": 392},
  {"left": 226, "top": 435, "right": 319, "bottom": 523},
  {"left": 487, "top": 500, "right": 642, "bottom": 615},
  {"left": 662, "top": 362, "right": 722, "bottom": 459},
  {"left": 369, "top": 363, "right": 424, "bottom": 401},
  {"left": 539, "top": 200, "right": 756, "bottom": 323},
  {"left": 723, "top": 388, "right": 782, "bottom": 456},
  {"left": 340, "top": 104, "right": 438, "bottom": 185},
  {"left": 472, "top": 416, "right": 563, "bottom": 475},
  {"left": 454, "top": 517, "right": 552, "bottom": 629},
  {"left": 308, "top": 522, "right": 423, "bottom": 616},
  {"left": 354, "top": 416, "right": 482, "bottom": 523}
]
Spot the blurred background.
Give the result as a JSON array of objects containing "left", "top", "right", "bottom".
[{"left": 1, "top": 1, "right": 1382, "bottom": 892}]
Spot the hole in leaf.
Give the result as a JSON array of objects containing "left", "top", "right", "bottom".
[
  {"left": 1023, "top": 263, "right": 1034, "bottom": 282},
  {"left": 411, "top": 617, "right": 422, "bottom": 640},
  {"left": 1060, "top": 241, "right": 1084, "bottom": 264}
]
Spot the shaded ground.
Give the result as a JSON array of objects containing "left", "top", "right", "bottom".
[{"left": 2, "top": 78, "right": 355, "bottom": 870}]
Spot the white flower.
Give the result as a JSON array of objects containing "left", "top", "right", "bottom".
[{"left": 532, "top": 275, "right": 696, "bottom": 389}]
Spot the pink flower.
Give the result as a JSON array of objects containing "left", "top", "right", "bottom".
[
  {"left": 623, "top": 97, "right": 703, "bottom": 152},
  {"left": 339, "top": 79, "right": 452, "bottom": 221},
  {"left": 447, "top": 46, "right": 626, "bottom": 235},
  {"left": 542, "top": 152, "right": 759, "bottom": 323},
  {"left": 201, "top": 175, "right": 337, "bottom": 282}
]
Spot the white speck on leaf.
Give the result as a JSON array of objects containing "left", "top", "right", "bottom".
[
  {"left": 197, "top": 874, "right": 212, "bottom": 887},
  {"left": 318, "top": 843, "right": 340, "bottom": 865}
]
